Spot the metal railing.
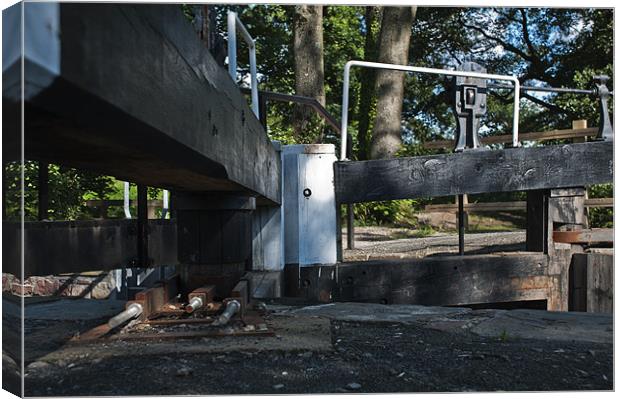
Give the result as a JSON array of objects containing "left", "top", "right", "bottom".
[
  {"left": 240, "top": 88, "right": 341, "bottom": 134},
  {"left": 227, "top": 11, "right": 259, "bottom": 119},
  {"left": 339, "top": 60, "right": 521, "bottom": 160}
]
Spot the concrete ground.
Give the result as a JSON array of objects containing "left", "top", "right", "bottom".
[{"left": 3, "top": 297, "right": 613, "bottom": 395}]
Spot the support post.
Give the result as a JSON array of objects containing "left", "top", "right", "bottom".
[
  {"left": 346, "top": 203, "right": 355, "bottom": 250},
  {"left": 458, "top": 194, "right": 465, "bottom": 255},
  {"left": 526, "top": 190, "right": 549, "bottom": 253},
  {"left": 37, "top": 161, "right": 49, "bottom": 221},
  {"left": 137, "top": 184, "right": 149, "bottom": 268}
]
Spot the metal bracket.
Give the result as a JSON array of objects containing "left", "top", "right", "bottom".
[
  {"left": 452, "top": 62, "right": 487, "bottom": 152},
  {"left": 593, "top": 75, "right": 613, "bottom": 141}
]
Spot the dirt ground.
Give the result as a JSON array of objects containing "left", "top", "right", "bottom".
[
  {"left": 5, "top": 300, "right": 614, "bottom": 396},
  {"left": 3, "top": 229, "right": 614, "bottom": 395}
]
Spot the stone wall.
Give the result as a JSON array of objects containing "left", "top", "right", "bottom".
[{"left": 2, "top": 272, "right": 116, "bottom": 299}]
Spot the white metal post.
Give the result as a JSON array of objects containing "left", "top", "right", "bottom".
[
  {"left": 227, "top": 11, "right": 237, "bottom": 81},
  {"left": 123, "top": 181, "right": 131, "bottom": 219},
  {"left": 227, "top": 11, "right": 259, "bottom": 119}
]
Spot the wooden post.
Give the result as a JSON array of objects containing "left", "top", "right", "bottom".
[
  {"left": 346, "top": 203, "right": 355, "bottom": 250},
  {"left": 572, "top": 120, "right": 587, "bottom": 143},
  {"left": 526, "top": 190, "right": 549, "bottom": 253},
  {"left": 137, "top": 185, "right": 149, "bottom": 268},
  {"left": 38, "top": 161, "right": 49, "bottom": 220},
  {"left": 458, "top": 194, "right": 465, "bottom": 255}
]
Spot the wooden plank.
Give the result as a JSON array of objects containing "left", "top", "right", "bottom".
[
  {"left": 584, "top": 197, "right": 614, "bottom": 208},
  {"left": 335, "top": 141, "right": 613, "bottom": 204},
  {"left": 423, "top": 127, "right": 599, "bottom": 150},
  {"left": 289, "top": 253, "right": 551, "bottom": 307},
  {"left": 586, "top": 254, "right": 613, "bottom": 313},
  {"left": 2, "top": 219, "right": 177, "bottom": 278},
  {"left": 570, "top": 253, "right": 613, "bottom": 313},
  {"left": 4, "top": 4, "right": 280, "bottom": 204},
  {"left": 425, "top": 201, "right": 527, "bottom": 212},
  {"left": 424, "top": 197, "right": 613, "bottom": 212},
  {"left": 553, "top": 228, "right": 614, "bottom": 244}
]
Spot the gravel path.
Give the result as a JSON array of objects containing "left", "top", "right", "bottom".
[{"left": 344, "top": 227, "right": 526, "bottom": 261}]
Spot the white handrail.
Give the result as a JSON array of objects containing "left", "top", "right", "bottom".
[
  {"left": 123, "top": 181, "right": 131, "bottom": 219},
  {"left": 227, "top": 11, "right": 259, "bottom": 119},
  {"left": 339, "top": 60, "right": 521, "bottom": 160}
]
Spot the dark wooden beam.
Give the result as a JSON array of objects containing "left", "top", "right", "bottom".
[
  {"left": 285, "top": 252, "right": 551, "bottom": 307},
  {"left": 2, "top": 219, "right": 177, "bottom": 278},
  {"left": 526, "top": 190, "right": 549, "bottom": 253},
  {"left": 3, "top": 4, "right": 280, "bottom": 204},
  {"left": 335, "top": 141, "right": 612, "bottom": 204}
]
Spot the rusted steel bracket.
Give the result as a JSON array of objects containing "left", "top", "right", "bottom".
[
  {"left": 186, "top": 285, "right": 216, "bottom": 313},
  {"left": 553, "top": 228, "right": 613, "bottom": 245},
  {"left": 129, "top": 274, "right": 180, "bottom": 320}
]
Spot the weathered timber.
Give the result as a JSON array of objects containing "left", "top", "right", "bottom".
[
  {"left": 286, "top": 253, "right": 551, "bottom": 307},
  {"left": 553, "top": 229, "right": 614, "bottom": 245},
  {"left": 424, "top": 198, "right": 613, "bottom": 212},
  {"left": 569, "top": 253, "right": 613, "bottom": 313},
  {"left": 334, "top": 141, "right": 612, "bottom": 204},
  {"left": 2, "top": 4, "right": 280, "bottom": 203},
  {"left": 423, "top": 127, "right": 598, "bottom": 149},
  {"left": 2, "top": 219, "right": 177, "bottom": 277}
]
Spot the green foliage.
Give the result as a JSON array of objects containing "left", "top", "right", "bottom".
[
  {"left": 5, "top": 6, "right": 612, "bottom": 229},
  {"left": 351, "top": 199, "right": 421, "bottom": 227},
  {"left": 4, "top": 162, "right": 115, "bottom": 221},
  {"left": 588, "top": 183, "right": 613, "bottom": 228}
]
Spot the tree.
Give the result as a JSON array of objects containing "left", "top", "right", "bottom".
[
  {"left": 356, "top": 6, "right": 382, "bottom": 160},
  {"left": 369, "top": 6, "right": 417, "bottom": 159},
  {"left": 292, "top": 5, "right": 325, "bottom": 143}
]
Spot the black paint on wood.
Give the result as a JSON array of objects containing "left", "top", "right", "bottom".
[
  {"left": 285, "top": 254, "right": 550, "bottom": 307},
  {"left": 2, "top": 219, "right": 178, "bottom": 277},
  {"left": 4, "top": 4, "right": 280, "bottom": 203},
  {"left": 137, "top": 185, "right": 149, "bottom": 268},
  {"left": 526, "top": 190, "right": 549, "bottom": 253},
  {"left": 177, "top": 210, "right": 252, "bottom": 265},
  {"left": 335, "top": 142, "right": 612, "bottom": 204},
  {"left": 346, "top": 203, "right": 355, "bottom": 250}
]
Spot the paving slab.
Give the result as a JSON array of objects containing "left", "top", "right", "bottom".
[{"left": 273, "top": 302, "right": 613, "bottom": 344}]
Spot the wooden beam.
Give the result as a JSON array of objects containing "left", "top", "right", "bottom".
[
  {"left": 553, "top": 228, "right": 614, "bottom": 244},
  {"left": 335, "top": 141, "right": 613, "bottom": 204},
  {"left": 286, "top": 253, "right": 551, "bottom": 307},
  {"left": 425, "top": 201, "right": 527, "bottom": 212},
  {"left": 2, "top": 219, "right": 178, "bottom": 277},
  {"left": 423, "top": 127, "right": 599, "bottom": 150},
  {"left": 3, "top": 4, "right": 280, "bottom": 204},
  {"left": 423, "top": 198, "right": 613, "bottom": 213}
]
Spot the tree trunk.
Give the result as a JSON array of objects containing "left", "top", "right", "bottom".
[
  {"left": 369, "top": 6, "right": 416, "bottom": 159},
  {"left": 292, "top": 5, "right": 325, "bottom": 143},
  {"left": 356, "top": 6, "right": 382, "bottom": 160}
]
